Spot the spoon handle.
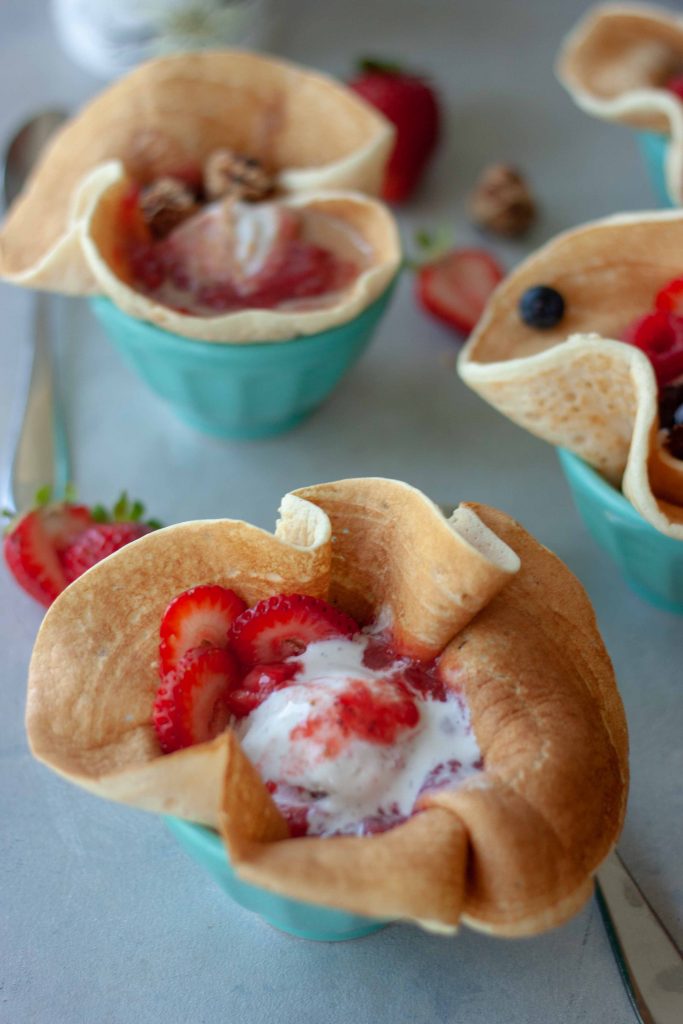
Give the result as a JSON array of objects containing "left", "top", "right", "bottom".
[
  {"left": 2, "top": 294, "right": 70, "bottom": 515},
  {"left": 595, "top": 850, "right": 683, "bottom": 1024}
]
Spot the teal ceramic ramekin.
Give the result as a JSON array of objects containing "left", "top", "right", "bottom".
[
  {"left": 558, "top": 448, "right": 683, "bottom": 612},
  {"left": 90, "top": 279, "right": 397, "bottom": 440},
  {"left": 637, "top": 131, "right": 673, "bottom": 208},
  {"left": 164, "top": 816, "right": 390, "bottom": 941}
]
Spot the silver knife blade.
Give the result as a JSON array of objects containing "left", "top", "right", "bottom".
[{"left": 596, "top": 850, "right": 683, "bottom": 1024}]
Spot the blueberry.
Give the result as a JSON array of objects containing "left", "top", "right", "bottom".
[{"left": 518, "top": 285, "right": 565, "bottom": 329}]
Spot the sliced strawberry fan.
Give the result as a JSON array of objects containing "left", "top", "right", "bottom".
[{"left": 152, "top": 588, "right": 361, "bottom": 754}]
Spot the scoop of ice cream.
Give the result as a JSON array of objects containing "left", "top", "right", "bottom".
[
  {"left": 237, "top": 637, "right": 481, "bottom": 836},
  {"left": 159, "top": 199, "right": 298, "bottom": 294}
]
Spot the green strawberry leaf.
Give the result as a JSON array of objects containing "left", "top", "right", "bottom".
[
  {"left": 357, "top": 57, "right": 404, "bottom": 76},
  {"left": 404, "top": 225, "right": 453, "bottom": 271},
  {"left": 34, "top": 485, "right": 52, "bottom": 507}
]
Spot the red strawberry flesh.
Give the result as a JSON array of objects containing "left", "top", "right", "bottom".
[
  {"left": 3, "top": 503, "right": 94, "bottom": 607},
  {"left": 349, "top": 63, "right": 440, "bottom": 203},
  {"left": 666, "top": 74, "right": 683, "bottom": 101},
  {"left": 229, "top": 593, "right": 359, "bottom": 666},
  {"left": 226, "top": 661, "right": 300, "bottom": 718},
  {"left": 159, "top": 584, "right": 247, "bottom": 676},
  {"left": 153, "top": 646, "right": 241, "bottom": 753},
  {"left": 61, "top": 521, "right": 152, "bottom": 583},
  {"left": 621, "top": 309, "right": 683, "bottom": 386},
  {"left": 417, "top": 248, "right": 504, "bottom": 336}
]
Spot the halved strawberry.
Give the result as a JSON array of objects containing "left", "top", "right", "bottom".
[
  {"left": 3, "top": 502, "right": 93, "bottom": 607},
  {"left": 3, "top": 489, "right": 161, "bottom": 608},
  {"left": 229, "top": 594, "right": 359, "bottom": 666},
  {"left": 62, "top": 522, "right": 152, "bottom": 583},
  {"left": 159, "top": 584, "right": 247, "bottom": 676},
  {"left": 226, "top": 661, "right": 300, "bottom": 718},
  {"left": 153, "top": 646, "right": 241, "bottom": 753},
  {"left": 416, "top": 248, "right": 504, "bottom": 336}
]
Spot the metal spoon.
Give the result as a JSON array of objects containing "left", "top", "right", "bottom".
[{"left": 2, "top": 109, "right": 69, "bottom": 515}]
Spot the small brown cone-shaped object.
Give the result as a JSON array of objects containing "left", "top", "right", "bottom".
[{"left": 469, "top": 163, "right": 536, "bottom": 238}]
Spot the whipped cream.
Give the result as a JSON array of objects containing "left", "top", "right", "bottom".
[{"left": 236, "top": 636, "right": 481, "bottom": 837}]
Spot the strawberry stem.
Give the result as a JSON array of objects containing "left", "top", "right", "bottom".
[
  {"left": 404, "top": 225, "right": 453, "bottom": 271},
  {"left": 357, "top": 57, "right": 404, "bottom": 76},
  {"left": 34, "top": 485, "right": 52, "bottom": 507}
]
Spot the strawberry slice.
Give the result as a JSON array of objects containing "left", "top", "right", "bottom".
[
  {"left": 153, "top": 646, "right": 241, "bottom": 753},
  {"left": 226, "top": 661, "right": 300, "bottom": 718},
  {"left": 229, "top": 594, "right": 358, "bottom": 666},
  {"left": 416, "top": 248, "right": 504, "bottom": 336},
  {"left": 159, "top": 584, "right": 247, "bottom": 676},
  {"left": 3, "top": 503, "right": 93, "bottom": 607}
]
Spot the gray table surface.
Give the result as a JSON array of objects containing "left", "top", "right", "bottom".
[{"left": 1, "top": 1, "right": 681, "bottom": 1022}]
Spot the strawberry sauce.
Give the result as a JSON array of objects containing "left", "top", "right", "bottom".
[{"left": 117, "top": 186, "right": 359, "bottom": 316}]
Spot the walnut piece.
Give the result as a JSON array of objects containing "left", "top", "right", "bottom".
[
  {"left": 139, "top": 177, "right": 198, "bottom": 238},
  {"left": 204, "top": 149, "right": 274, "bottom": 203},
  {"left": 468, "top": 164, "right": 536, "bottom": 238}
]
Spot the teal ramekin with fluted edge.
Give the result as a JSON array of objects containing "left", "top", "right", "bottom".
[
  {"left": 89, "top": 277, "right": 397, "bottom": 440},
  {"left": 557, "top": 448, "right": 683, "bottom": 613},
  {"left": 636, "top": 131, "right": 673, "bottom": 208},
  {"left": 164, "top": 816, "right": 391, "bottom": 941}
]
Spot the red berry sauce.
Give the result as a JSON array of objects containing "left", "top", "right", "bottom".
[{"left": 116, "top": 188, "right": 358, "bottom": 316}]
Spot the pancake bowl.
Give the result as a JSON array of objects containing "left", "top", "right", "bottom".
[
  {"left": 459, "top": 209, "right": 683, "bottom": 608},
  {"left": 0, "top": 49, "right": 394, "bottom": 291},
  {"left": 556, "top": 4, "right": 683, "bottom": 207},
  {"left": 26, "top": 479, "right": 627, "bottom": 940},
  {"left": 77, "top": 163, "right": 401, "bottom": 437},
  {"left": 0, "top": 51, "right": 399, "bottom": 437}
]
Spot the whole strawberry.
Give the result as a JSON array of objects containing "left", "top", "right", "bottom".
[
  {"left": 3, "top": 488, "right": 161, "bottom": 608},
  {"left": 349, "top": 58, "right": 440, "bottom": 203}
]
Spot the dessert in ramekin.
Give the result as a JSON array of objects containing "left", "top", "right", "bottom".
[
  {"left": 26, "top": 478, "right": 627, "bottom": 939},
  {"left": 557, "top": 4, "right": 683, "bottom": 207},
  {"left": 0, "top": 51, "right": 400, "bottom": 437},
  {"left": 458, "top": 209, "right": 683, "bottom": 608}
]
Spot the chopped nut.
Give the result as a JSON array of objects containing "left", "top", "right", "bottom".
[
  {"left": 203, "top": 148, "right": 274, "bottom": 203},
  {"left": 139, "top": 177, "right": 199, "bottom": 238},
  {"left": 468, "top": 164, "right": 536, "bottom": 238}
]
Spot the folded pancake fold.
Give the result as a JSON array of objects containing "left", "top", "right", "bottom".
[
  {"left": 0, "top": 49, "right": 393, "bottom": 289},
  {"left": 458, "top": 210, "right": 683, "bottom": 538},
  {"left": 221, "top": 804, "right": 468, "bottom": 931},
  {"left": 293, "top": 478, "right": 520, "bottom": 660},
  {"left": 421, "top": 505, "right": 628, "bottom": 935},
  {"left": 26, "top": 479, "right": 627, "bottom": 935},
  {"left": 557, "top": 4, "right": 683, "bottom": 205}
]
